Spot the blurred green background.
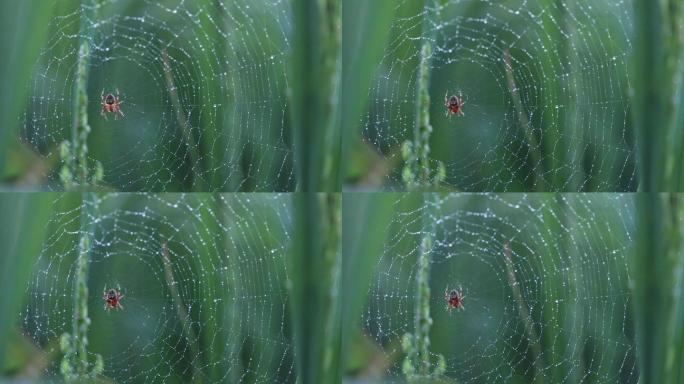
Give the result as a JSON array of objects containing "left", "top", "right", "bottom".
[
  {"left": 2, "top": 193, "right": 684, "bottom": 383},
  {"left": 0, "top": 193, "right": 342, "bottom": 383},
  {"left": 1, "top": 0, "right": 305, "bottom": 192},
  {"left": 343, "top": 193, "right": 684, "bottom": 383},
  {"left": 343, "top": 0, "right": 637, "bottom": 192}
]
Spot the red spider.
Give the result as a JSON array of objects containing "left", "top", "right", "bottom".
[
  {"left": 444, "top": 91, "right": 465, "bottom": 117},
  {"left": 445, "top": 286, "right": 465, "bottom": 312},
  {"left": 101, "top": 89, "right": 124, "bottom": 120},
  {"left": 103, "top": 287, "right": 124, "bottom": 311}
]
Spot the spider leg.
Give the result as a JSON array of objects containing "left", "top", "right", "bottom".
[{"left": 118, "top": 304, "right": 124, "bottom": 310}]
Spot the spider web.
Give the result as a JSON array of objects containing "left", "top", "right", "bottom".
[
  {"left": 22, "top": 193, "right": 295, "bottom": 383},
  {"left": 21, "top": 0, "right": 293, "bottom": 191},
  {"left": 364, "top": 193, "right": 637, "bottom": 382},
  {"left": 361, "top": 0, "right": 635, "bottom": 191}
]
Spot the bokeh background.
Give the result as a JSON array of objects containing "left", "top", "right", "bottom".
[
  {"left": 1, "top": 0, "right": 299, "bottom": 191},
  {"left": 343, "top": 193, "right": 684, "bottom": 383},
  {"left": 344, "top": 0, "right": 636, "bottom": 192},
  {"left": 0, "top": 193, "right": 342, "bottom": 383}
]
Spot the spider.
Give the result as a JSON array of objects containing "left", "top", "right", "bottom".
[
  {"left": 103, "top": 287, "right": 124, "bottom": 311},
  {"left": 445, "top": 286, "right": 465, "bottom": 312},
  {"left": 444, "top": 91, "right": 465, "bottom": 117},
  {"left": 101, "top": 89, "right": 124, "bottom": 120}
]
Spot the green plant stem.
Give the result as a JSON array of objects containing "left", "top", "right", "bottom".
[
  {"left": 323, "top": 194, "right": 342, "bottom": 381},
  {"left": 291, "top": 0, "right": 340, "bottom": 192},
  {"left": 403, "top": 2, "right": 446, "bottom": 190},
  {"left": 74, "top": 230, "right": 91, "bottom": 375},
  {"left": 633, "top": 194, "right": 676, "bottom": 384},
  {"left": 72, "top": 41, "right": 92, "bottom": 186},
  {"left": 62, "top": 193, "right": 102, "bottom": 381},
  {"left": 414, "top": 218, "right": 433, "bottom": 375},
  {"left": 323, "top": 0, "right": 341, "bottom": 190},
  {"left": 664, "top": 195, "right": 684, "bottom": 383},
  {"left": 290, "top": 193, "right": 340, "bottom": 383},
  {"left": 403, "top": 193, "right": 444, "bottom": 381},
  {"left": 414, "top": 42, "right": 434, "bottom": 187},
  {"left": 503, "top": 242, "right": 544, "bottom": 384},
  {"left": 162, "top": 49, "right": 203, "bottom": 191},
  {"left": 663, "top": 2, "right": 684, "bottom": 189},
  {"left": 633, "top": 0, "right": 683, "bottom": 191}
]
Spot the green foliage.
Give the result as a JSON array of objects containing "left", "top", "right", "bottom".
[
  {"left": 0, "top": 194, "right": 54, "bottom": 374},
  {"left": 0, "top": 1, "right": 52, "bottom": 179},
  {"left": 340, "top": 0, "right": 395, "bottom": 187},
  {"left": 340, "top": 193, "right": 394, "bottom": 375}
]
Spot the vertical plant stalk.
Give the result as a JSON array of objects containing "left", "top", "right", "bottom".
[
  {"left": 664, "top": 1, "right": 684, "bottom": 189},
  {"left": 161, "top": 241, "right": 202, "bottom": 379},
  {"left": 323, "top": 194, "right": 342, "bottom": 381},
  {"left": 633, "top": 0, "right": 682, "bottom": 191},
  {"left": 664, "top": 195, "right": 684, "bottom": 382},
  {"left": 632, "top": 194, "right": 682, "bottom": 384},
  {"left": 414, "top": 228, "right": 433, "bottom": 375},
  {"left": 322, "top": 0, "right": 341, "bottom": 189},
  {"left": 402, "top": 194, "right": 444, "bottom": 381},
  {"left": 403, "top": 2, "right": 445, "bottom": 190},
  {"left": 290, "top": 194, "right": 336, "bottom": 383},
  {"left": 73, "top": 42, "right": 91, "bottom": 185},
  {"left": 503, "top": 49, "right": 544, "bottom": 191},
  {"left": 61, "top": 1, "right": 105, "bottom": 189},
  {"left": 503, "top": 242, "right": 544, "bottom": 384},
  {"left": 291, "top": 0, "right": 340, "bottom": 192},
  {"left": 73, "top": 233, "right": 92, "bottom": 375},
  {"left": 61, "top": 193, "right": 102, "bottom": 381},
  {"left": 414, "top": 42, "right": 434, "bottom": 187},
  {"left": 60, "top": 41, "right": 100, "bottom": 188},
  {"left": 162, "top": 49, "right": 203, "bottom": 190}
]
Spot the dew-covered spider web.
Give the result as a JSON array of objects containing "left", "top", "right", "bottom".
[
  {"left": 22, "top": 193, "right": 295, "bottom": 383},
  {"left": 362, "top": 0, "right": 636, "bottom": 191},
  {"left": 364, "top": 194, "right": 637, "bottom": 382},
  {"left": 22, "top": 0, "right": 293, "bottom": 191}
]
